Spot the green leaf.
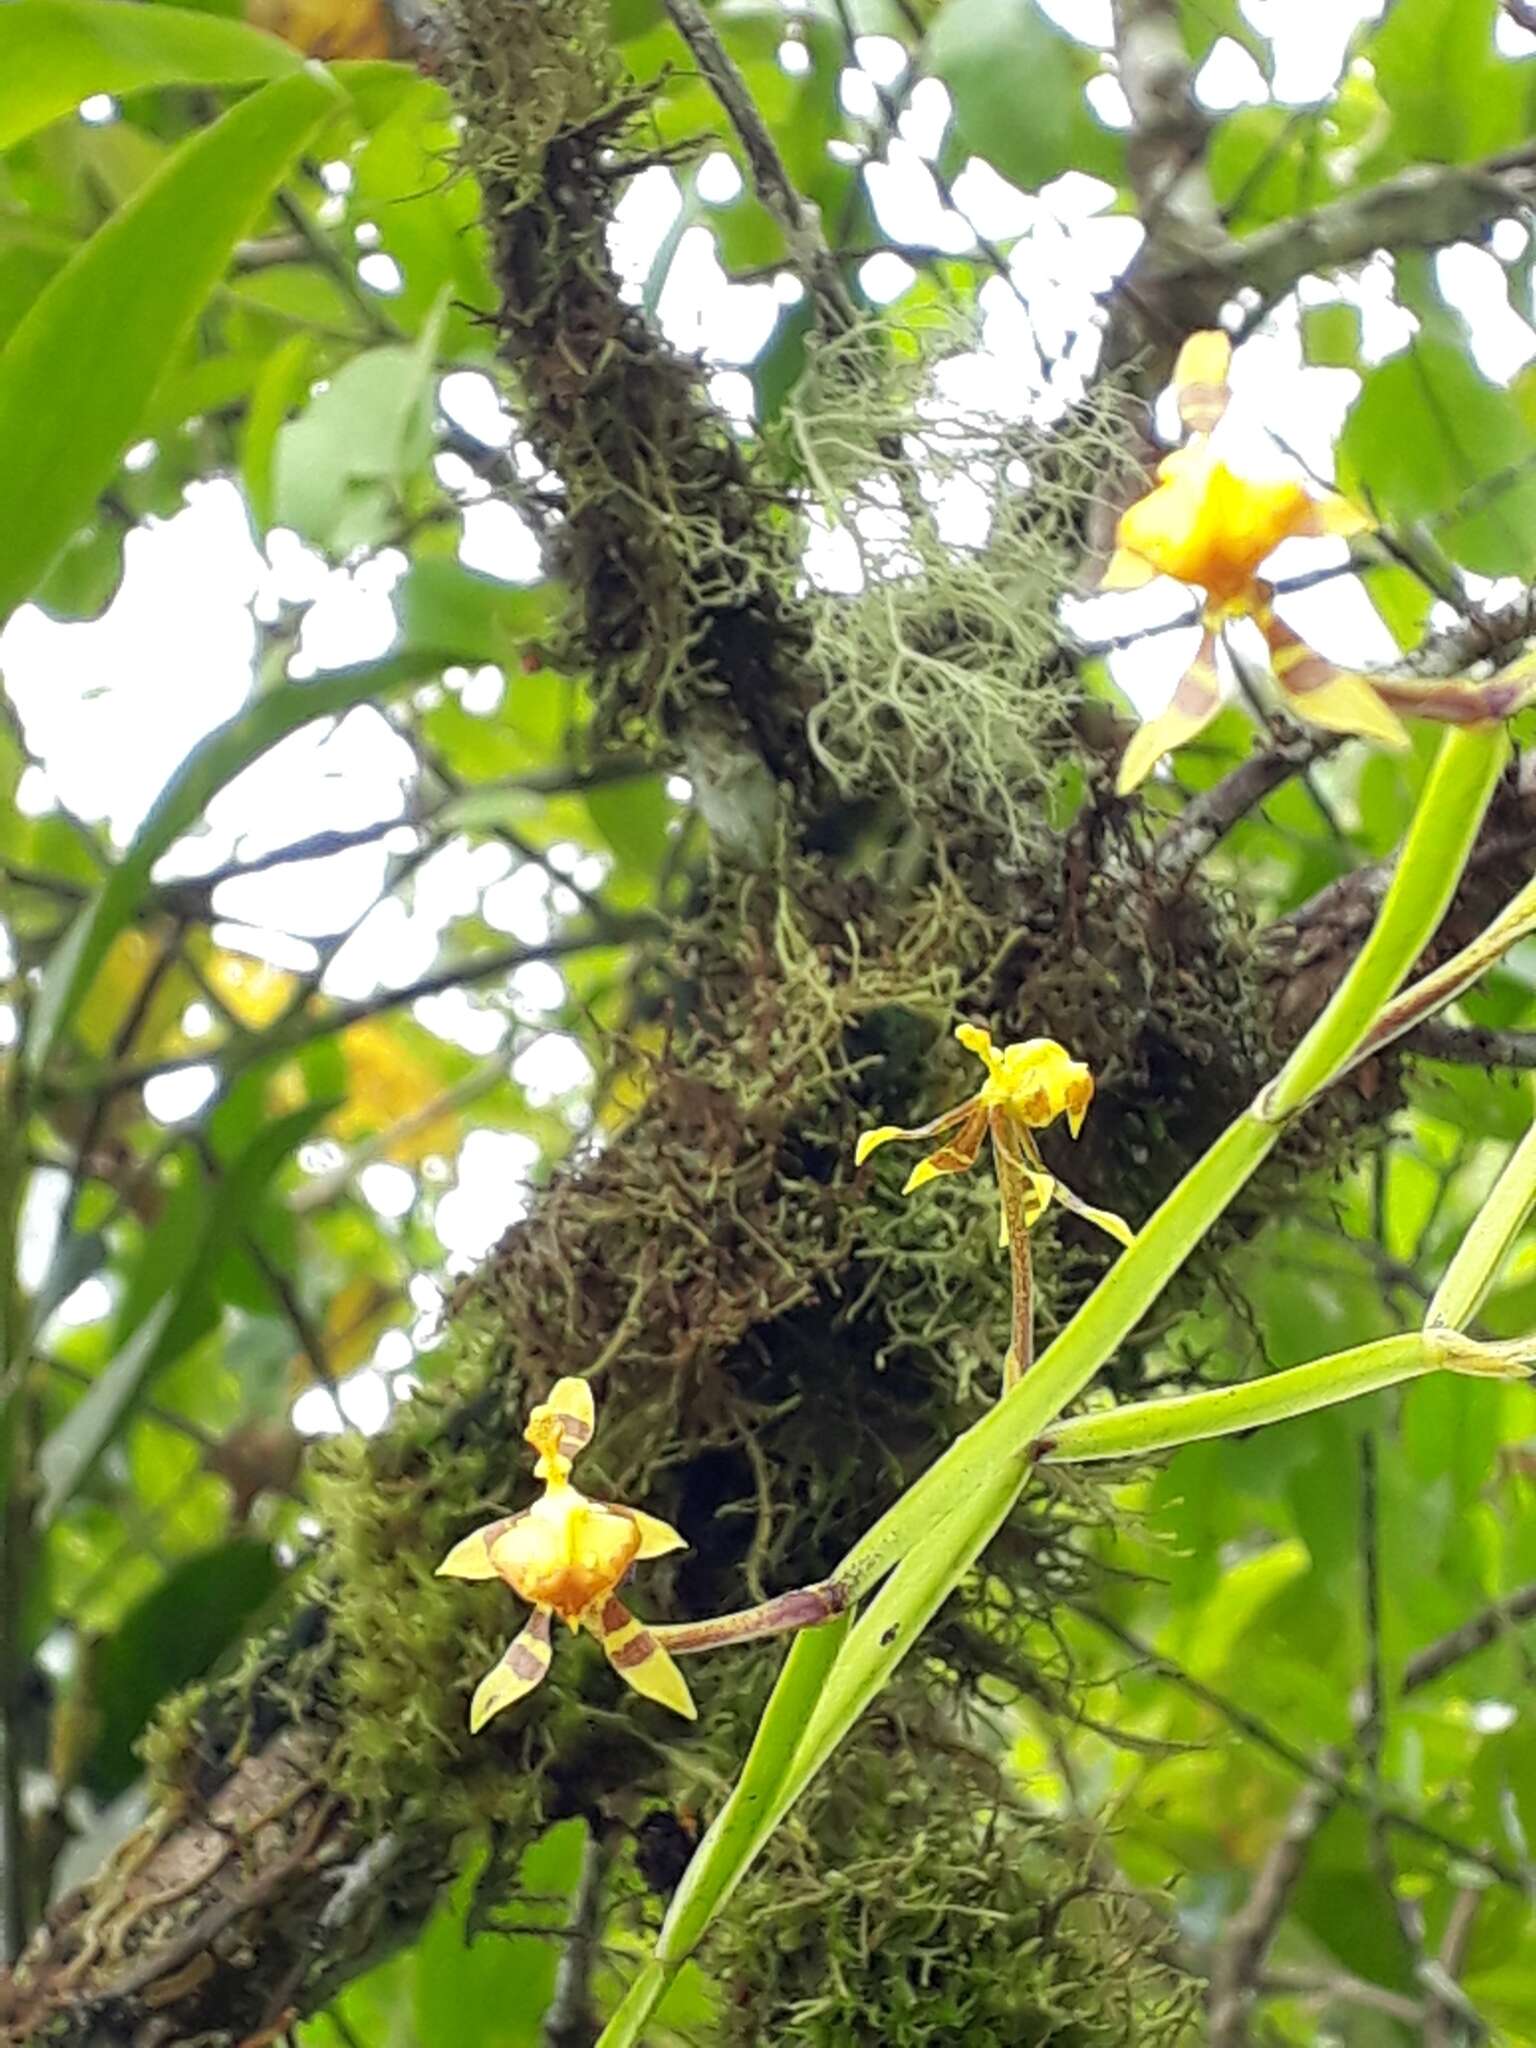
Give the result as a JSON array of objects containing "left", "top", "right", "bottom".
[
  {"left": 0, "top": 68, "right": 342, "bottom": 625},
  {"left": 347, "top": 77, "right": 494, "bottom": 346},
  {"left": 0, "top": 1, "right": 299, "bottom": 153},
  {"left": 393, "top": 561, "right": 551, "bottom": 666},
  {"left": 1337, "top": 338, "right": 1536, "bottom": 580},
  {"left": 1301, "top": 300, "right": 1361, "bottom": 369},
  {"left": 36, "top": 1104, "right": 329, "bottom": 1527},
  {"left": 87, "top": 1541, "right": 284, "bottom": 1798},
  {"left": 1365, "top": 0, "right": 1536, "bottom": 167},
  {"left": 241, "top": 331, "right": 315, "bottom": 535},
  {"left": 928, "top": 0, "right": 1124, "bottom": 193},
  {"left": 27, "top": 650, "right": 459, "bottom": 1080},
  {"left": 272, "top": 293, "right": 447, "bottom": 550},
  {"left": 1207, "top": 106, "right": 1329, "bottom": 231},
  {"left": 585, "top": 777, "right": 671, "bottom": 873}
]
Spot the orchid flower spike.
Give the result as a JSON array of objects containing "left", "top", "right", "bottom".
[{"left": 856, "top": 1023, "right": 1132, "bottom": 1252}]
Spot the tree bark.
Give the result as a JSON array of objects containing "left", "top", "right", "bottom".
[{"left": 7, "top": 6, "right": 1536, "bottom": 2043}]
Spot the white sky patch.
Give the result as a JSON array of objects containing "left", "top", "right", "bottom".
[
  {"left": 508, "top": 960, "right": 566, "bottom": 1017},
  {"left": 434, "top": 1128, "right": 539, "bottom": 1262},
  {"left": 413, "top": 986, "right": 509, "bottom": 1054},
  {"left": 899, "top": 77, "right": 952, "bottom": 160},
  {"left": 1436, "top": 244, "right": 1536, "bottom": 383},
  {"left": 17, "top": 1168, "right": 68, "bottom": 1295},
  {"left": 655, "top": 225, "right": 780, "bottom": 363},
  {"left": 1084, "top": 73, "right": 1132, "bottom": 129},
  {"left": 358, "top": 1162, "right": 417, "bottom": 1218},
  {"left": 440, "top": 368, "right": 513, "bottom": 448},
  {"left": 860, "top": 251, "right": 917, "bottom": 304},
  {"left": 460, "top": 498, "right": 544, "bottom": 582},
  {"left": 210, "top": 921, "right": 320, "bottom": 974},
  {"left": 358, "top": 253, "right": 404, "bottom": 296},
  {"left": 293, "top": 1364, "right": 391, "bottom": 1437},
  {"left": 484, "top": 862, "right": 554, "bottom": 945},
  {"left": 1039, "top": 0, "right": 1110, "bottom": 45},
  {"left": 866, "top": 143, "right": 973, "bottom": 255},
  {"left": 54, "top": 1275, "right": 114, "bottom": 1329},
  {"left": 609, "top": 165, "right": 683, "bottom": 296},
  {"left": 696, "top": 150, "right": 742, "bottom": 205},
  {"left": 839, "top": 66, "right": 880, "bottom": 121},
  {"left": 143, "top": 1066, "right": 218, "bottom": 1124},
  {"left": 513, "top": 1031, "right": 594, "bottom": 1106},
  {"left": 291, "top": 552, "right": 403, "bottom": 674},
  {"left": 1244, "top": 0, "right": 1384, "bottom": 103},
  {"left": 855, "top": 34, "right": 908, "bottom": 85},
  {"left": 1195, "top": 38, "right": 1269, "bottom": 111},
  {"left": 0, "top": 482, "right": 262, "bottom": 842}
]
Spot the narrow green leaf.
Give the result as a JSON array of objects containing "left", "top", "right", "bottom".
[
  {"left": 0, "top": 0, "right": 300, "bottom": 153},
  {"left": 88, "top": 1541, "right": 284, "bottom": 1797},
  {"left": 240, "top": 330, "right": 315, "bottom": 534},
  {"left": 26, "top": 650, "right": 448, "bottom": 1080},
  {"left": 0, "top": 67, "right": 342, "bottom": 625}
]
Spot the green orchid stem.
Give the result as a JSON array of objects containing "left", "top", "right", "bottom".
[
  {"left": 838, "top": 725, "right": 1511, "bottom": 1583},
  {"left": 1428, "top": 1085, "right": 1536, "bottom": 1330},
  {"left": 1039, "top": 1329, "right": 1529, "bottom": 1465},
  {"left": 598, "top": 726, "right": 1510, "bottom": 2048}
]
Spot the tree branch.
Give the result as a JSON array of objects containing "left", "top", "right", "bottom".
[
  {"left": 1403, "top": 1580, "right": 1536, "bottom": 1692},
  {"left": 661, "top": 0, "right": 855, "bottom": 334},
  {"left": 1405, "top": 1020, "right": 1536, "bottom": 1071},
  {"left": 45, "top": 920, "right": 657, "bottom": 1100},
  {"left": 1184, "top": 143, "right": 1536, "bottom": 314}
]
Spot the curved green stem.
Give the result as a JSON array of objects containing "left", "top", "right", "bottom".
[
  {"left": 1039, "top": 1329, "right": 1530, "bottom": 1465},
  {"left": 1428, "top": 1093, "right": 1536, "bottom": 1330}
]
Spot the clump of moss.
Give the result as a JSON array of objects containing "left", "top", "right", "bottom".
[
  {"left": 714, "top": 1723, "right": 1197, "bottom": 2046},
  {"left": 442, "top": 0, "right": 817, "bottom": 769}
]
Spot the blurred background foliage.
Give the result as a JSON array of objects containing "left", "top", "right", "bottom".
[{"left": 3, "top": 0, "right": 1536, "bottom": 2040}]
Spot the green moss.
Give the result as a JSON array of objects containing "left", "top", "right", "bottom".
[{"left": 715, "top": 1726, "right": 1197, "bottom": 2045}]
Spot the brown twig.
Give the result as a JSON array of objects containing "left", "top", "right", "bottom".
[
  {"left": 660, "top": 0, "right": 855, "bottom": 333},
  {"left": 1405, "top": 1021, "right": 1536, "bottom": 1071},
  {"left": 1403, "top": 1581, "right": 1536, "bottom": 1693}
]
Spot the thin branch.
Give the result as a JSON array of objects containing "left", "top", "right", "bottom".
[
  {"left": 45, "top": 922, "right": 657, "bottom": 1100},
  {"left": 1081, "top": 1609, "right": 1529, "bottom": 1889},
  {"left": 1405, "top": 1021, "right": 1536, "bottom": 1071},
  {"left": 1206, "top": 1776, "right": 1341, "bottom": 2048},
  {"left": 1403, "top": 1581, "right": 1536, "bottom": 1693},
  {"left": 541, "top": 1823, "right": 615, "bottom": 2048},
  {"left": 273, "top": 191, "right": 401, "bottom": 346},
  {"left": 160, "top": 820, "right": 421, "bottom": 900},
  {"left": 1153, "top": 731, "right": 1342, "bottom": 882},
  {"left": 1255, "top": 1967, "right": 1423, "bottom": 2027},
  {"left": 660, "top": 0, "right": 855, "bottom": 332},
  {"left": 1176, "top": 142, "right": 1536, "bottom": 315}
]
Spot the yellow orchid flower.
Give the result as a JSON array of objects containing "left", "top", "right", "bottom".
[
  {"left": 438, "top": 1377, "right": 695, "bottom": 1731},
  {"left": 1101, "top": 432, "right": 1370, "bottom": 610},
  {"left": 1100, "top": 330, "right": 1411, "bottom": 791},
  {"left": 856, "top": 1023, "right": 1132, "bottom": 1253}
]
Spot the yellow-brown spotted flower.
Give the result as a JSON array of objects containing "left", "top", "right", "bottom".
[
  {"left": 1101, "top": 330, "right": 1413, "bottom": 792},
  {"left": 856, "top": 1024, "right": 1132, "bottom": 1252},
  {"left": 438, "top": 1377, "right": 695, "bottom": 1731}
]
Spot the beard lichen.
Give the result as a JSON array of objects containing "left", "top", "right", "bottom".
[{"left": 789, "top": 320, "right": 1140, "bottom": 871}]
